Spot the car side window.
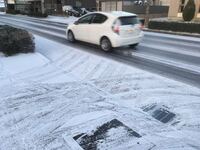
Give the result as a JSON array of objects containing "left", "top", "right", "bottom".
[
  {"left": 92, "top": 14, "right": 107, "bottom": 24},
  {"left": 78, "top": 14, "right": 94, "bottom": 24}
]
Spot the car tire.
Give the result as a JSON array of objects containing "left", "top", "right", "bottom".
[
  {"left": 100, "top": 37, "right": 112, "bottom": 52},
  {"left": 68, "top": 31, "right": 75, "bottom": 42},
  {"left": 129, "top": 43, "right": 139, "bottom": 48}
]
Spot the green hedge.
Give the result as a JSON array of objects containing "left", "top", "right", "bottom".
[
  {"left": 148, "top": 21, "right": 200, "bottom": 34},
  {"left": 6, "top": 9, "right": 20, "bottom": 14}
]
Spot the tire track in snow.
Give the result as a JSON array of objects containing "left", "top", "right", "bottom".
[{"left": 1, "top": 15, "right": 200, "bottom": 87}]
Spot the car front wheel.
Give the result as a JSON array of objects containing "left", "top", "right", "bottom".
[
  {"left": 100, "top": 37, "right": 112, "bottom": 52},
  {"left": 67, "top": 31, "right": 75, "bottom": 42}
]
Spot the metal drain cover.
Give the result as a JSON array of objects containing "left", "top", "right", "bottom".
[
  {"left": 152, "top": 108, "right": 175, "bottom": 123},
  {"left": 142, "top": 104, "right": 176, "bottom": 123},
  {"left": 73, "top": 119, "right": 141, "bottom": 150}
]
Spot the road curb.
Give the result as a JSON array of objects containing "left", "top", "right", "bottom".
[{"left": 144, "top": 28, "right": 200, "bottom": 38}]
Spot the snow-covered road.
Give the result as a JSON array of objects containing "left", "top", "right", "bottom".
[
  {"left": 0, "top": 34, "right": 200, "bottom": 149},
  {"left": 0, "top": 13, "right": 200, "bottom": 88}
]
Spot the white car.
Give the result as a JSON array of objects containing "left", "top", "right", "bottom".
[{"left": 66, "top": 11, "right": 144, "bottom": 51}]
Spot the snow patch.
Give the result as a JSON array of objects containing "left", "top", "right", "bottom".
[
  {"left": 42, "top": 16, "right": 78, "bottom": 24},
  {"left": 0, "top": 34, "right": 200, "bottom": 149},
  {"left": 0, "top": 52, "right": 49, "bottom": 75}
]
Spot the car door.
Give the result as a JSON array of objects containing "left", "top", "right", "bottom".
[
  {"left": 89, "top": 14, "right": 108, "bottom": 44},
  {"left": 72, "top": 14, "right": 94, "bottom": 42}
]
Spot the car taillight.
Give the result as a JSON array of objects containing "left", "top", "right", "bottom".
[{"left": 112, "top": 25, "right": 120, "bottom": 34}]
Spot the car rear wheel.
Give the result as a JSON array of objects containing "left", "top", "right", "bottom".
[
  {"left": 100, "top": 37, "right": 112, "bottom": 52},
  {"left": 68, "top": 31, "right": 75, "bottom": 42},
  {"left": 129, "top": 43, "right": 139, "bottom": 48}
]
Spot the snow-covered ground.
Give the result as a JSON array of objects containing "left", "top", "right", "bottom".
[
  {"left": 42, "top": 15, "right": 78, "bottom": 24},
  {"left": 0, "top": 4, "right": 4, "bottom": 8},
  {"left": 14, "top": 14, "right": 78, "bottom": 24},
  {"left": 0, "top": 12, "right": 77, "bottom": 24},
  {"left": 0, "top": 35, "right": 200, "bottom": 149},
  {"left": 0, "top": 0, "right": 4, "bottom": 8}
]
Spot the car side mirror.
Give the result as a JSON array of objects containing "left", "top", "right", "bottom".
[{"left": 74, "top": 21, "right": 79, "bottom": 25}]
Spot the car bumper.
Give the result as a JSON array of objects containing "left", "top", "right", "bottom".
[{"left": 111, "top": 32, "right": 144, "bottom": 47}]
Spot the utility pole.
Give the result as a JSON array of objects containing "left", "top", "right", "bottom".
[
  {"left": 134, "top": 0, "right": 152, "bottom": 27},
  {"left": 41, "top": 0, "right": 45, "bottom": 14},
  {"left": 144, "top": 1, "right": 150, "bottom": 27},
  {"left": 96, "top": 0, "right": 99, "bottom": 11},
  {"left": 3, "top": 0, "right": 7, "bottom": 12}
]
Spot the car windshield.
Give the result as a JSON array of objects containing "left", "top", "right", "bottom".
[{"left": 119, "top": 16, "right": 140, "bottom": 25}]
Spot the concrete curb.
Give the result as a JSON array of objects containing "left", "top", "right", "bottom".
[{"left": 144, "top": 28, "right": 200, "bottom": 38}]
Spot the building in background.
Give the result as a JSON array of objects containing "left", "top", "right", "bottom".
[
  {"left": 157, "top": 0, "right": 170, "bottom": 5},
  {"left": 97, "top": 0, "right": 170, "bottom": 12},
  {"left": 5, "top": 0, "right": 15, "bottom": 12},
  {"left": 45, "top": 0, "right": 62, "bottom": 14},
  {"left": 97, "top": 0, "right": 169, "bottom": 20},
  {"left": 6, "top": 0, "right": 61, "bottom": 15},
  {"left": 168, "top": 0, "right": 200, "bottom": 21},
  {"left": 14, "top": 0, "right": 43, "bottom": 14},
  {"left": 5, "top": 0, "right": 96, "bottom": 15},
  {"left": 62, "top": 0, "right": 96, "bottom": 11},
  {"left": 0, "top": 0, "right": 5, "bottom": 12}
]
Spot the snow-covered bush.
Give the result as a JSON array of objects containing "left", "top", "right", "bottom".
[{"left": 0, "top": 25, "right": 35, "bottom": 56}]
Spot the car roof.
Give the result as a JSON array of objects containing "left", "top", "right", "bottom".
[
  {"left": 87, "top": 11, "right": 137, "bottom": 18},
  {"left": 109, "top": 11, "right": 137, "bottom": 17}
]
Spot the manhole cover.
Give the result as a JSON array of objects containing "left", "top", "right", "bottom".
[
  {"left": 73, "top": 119, "right": 141, "bottom": 150},
  {"left": 142, "top": 104, "right": 176, "bottom": 123},
  {"left": 152, "top": 108, "right": 176, "bottom": 123}
]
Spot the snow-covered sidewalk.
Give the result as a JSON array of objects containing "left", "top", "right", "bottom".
[
  {"left": 0, "top": 35, "right": 200, "bottom": 149},
  {"left": 0, "top": 12, "right": 78, "bottom": 24},
  {"left": 41, "top": 15, "right": 78, "bottom": 24}
]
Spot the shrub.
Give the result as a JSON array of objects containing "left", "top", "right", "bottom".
[
  {"left": 0, "top": 25, "right": 35, "bottom": 56},
  {"left": 6, "top": 9, "right": 20, "bottom": 14},
  {"left": 183, "top": 0, "right": 196, "bottom": 21},
  {"left": 148, "top": 20, "right": 200, "bottom": 34}
]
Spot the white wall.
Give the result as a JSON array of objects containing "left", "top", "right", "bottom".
[{"left": 101, "top": 1, "right": 122, "bottom": 12}]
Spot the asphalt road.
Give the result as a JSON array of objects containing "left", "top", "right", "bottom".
[{"left": 1, "top": 14, "right": 200, "bottom": 88}]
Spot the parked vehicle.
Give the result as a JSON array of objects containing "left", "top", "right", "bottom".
[
  {"left": 66, "top": 11, "right": 144, "bottom": 52},
  {"left": 62, "top": 5, "right": 72, "bottom": 12},
  {"left": 72, "top": 7, "right": 82, "bottom": 16},
  {"left": 63, "top": 5, "right": 79, "bottom": 17},
  {"left": 81, "top": 8, "right": 90, "bottom": 15},
  {"left": 63, "top": 5, "right": 89, "bottom": 17}
]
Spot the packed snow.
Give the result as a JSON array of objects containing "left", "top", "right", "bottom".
[
  {"left": 42, "top": 15, "right": 78, "bottom": 24},
  {"left": 0, "top": 53, "right": 49, "bottom": 74},
  {"left": 0, "top": 3, "right": 4, "bottom": 8},
  {"left": 0, "top": 35, "right": 200, "bottom": 149},
  {"left": 0, "top": 0, "right": 4, "bottom": 8}
]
